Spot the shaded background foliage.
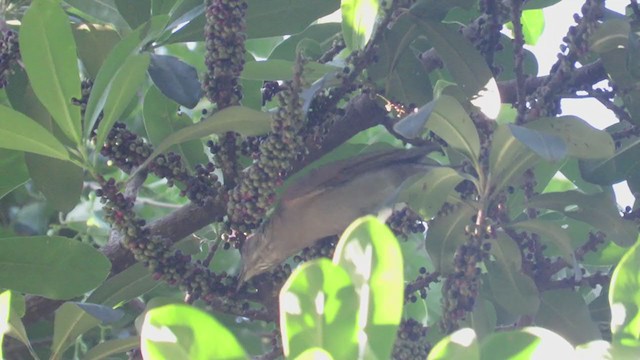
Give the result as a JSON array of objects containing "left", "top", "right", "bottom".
[{"left": 0, "top": 0, "right": 639, "bottom": 359}]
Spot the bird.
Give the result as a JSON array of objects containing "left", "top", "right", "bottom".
[{"left": 237, "top": 145, "right": 440, "bottom": 285}]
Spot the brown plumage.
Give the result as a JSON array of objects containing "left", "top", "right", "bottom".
[{"left": 238, "top": 146, "right": 439, "bottom": 284}]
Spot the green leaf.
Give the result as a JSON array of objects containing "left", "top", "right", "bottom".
[
  {"left": 269, "top": 23, "right": 341, "bottom": 61},
  {"left": 83, "top": 337, "right": 140, "bottom": 360},
  {"left": 63, "top": 0, "right": 130, "bottom": 31},
  {"left": 51, "top": 263, "right": 158, "bottom": 359},
  {"left": 425, "top": 203, "right": 476, "bottom": 274},
  {"left": 141, "top": 304, "right": 247, "bottom": 360},
  {"left": 26, "top": 154, "right": 83, "bottom": 213},
  {"left": 0, "top": 291, "right": 38, "bottom": 360},
  {"left": 0, "top": 150, "right": 28, "bottom": 200},
  {"left": 395, "top": 95, "right": 481, "bottom": 165},
  {"left": 341, "top": 0, "right": 380, "bottom": 51},
  {"left": 523, "top": 0, "right": 561, "bottom": 9},
  {"left": 0, "top": 236, "right": 110, "bottom": 299},
  {"left": 589, "top": 19, "right": 630, "bottom": 53},
  {"left": 536, "top": 290, "right": 602, "bottom": 345},
  {"left": 461, "top": 299, "right": 497, "bottom": 341},
  {"left": 520, "top": 9, "right": 545, "bottom": 45},
  {"left": 610, "top": 239, "right": 640, "bottom": 350},
  {"left": 488, "top": 124, "right": 541, "bottom": 198},
  {"left": 143, "top": 86, "right": 208, "bottom": 170},
  {"left": 87, "top": 263, "right": 159, "bottom": 307},
  {"left": 479, "top": 327, "right": 574, "bottom": 360},
  {"left": 333, "top": 216, "right": 404, "bottom": 359},
  {"left": 84, "top": 15, "right": 169, "bottom": 137},
  {"left": 428, "top": 328, "right": 479, "bottom": 360},
  {"left": 280, "top": 259, "right": 359, "bottom": 359},
  {"left": 526, "top": 116, "right": 615, "bottom": 160},
  {"left": 242, "top": 60, "right": 337, "bottom": 82},
  {"left": 485, "top": 260, "right": 540, "bottom": 316},
  {"left": 580, "top": 123, "right": 640, "bottom": 185},
  {"left": 368, "top": 16, "right": 432, "bottom": 106},
  {"left": 20, "top": 0, "right": 82, "bottom": 145},
  {"left": 73, "top": 23, "right": 121, "bottom": 79},
  {"left": 95, "top": 53, "right": 151, "bottom": 153},
  {"left": 51, "top": 302, "right": 102, "bottom": 359},
  {"left": 414, "top": 19, "right": 500, "bottom": 118},
  {"left": 508, "top": 219, "right": 576, "bottom": 266},
  {"left": 508, "top": 124, "right": 567, "bottom": 162},
  {"left": 0, "top": 105, "right": 69, "bottom": 160},
  {"left": 527, "top": 190, "right": 639, "bottom": 247},
  {"left": 136, "top": 106, "right": 271, "bottom": 172},
  {"left": 115, "top": 0, "right": 151, "bottom": 29},
  {"left": 400, "top": 167, "right": 466, "bottom": 219},
  {"left": 246, "top": 0, "right": 340, "bottom": 39},
  {"left": 147, "top": 54, "right": 202, "bottom": 109}
]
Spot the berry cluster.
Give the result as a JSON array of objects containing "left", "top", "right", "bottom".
[
  {"left": 386, "top": 207, "right": 426, "bottom": 240},
  {"left": 227, "top": 60, "right": 308, "bottom": 233},
  {"left": 440, "top": 226, "right": 487, "bottom": 332},
  {"left": 0, "top": 28, "right": 19, "bottom": 88},
  {"left": 392, "top": 319, "right": 431, "bottom": 359},
  {"left": 101, "top": 123, "right": 222, "bottom": 206},
  {"left": 97, "top": 177, "right": 241, "bottom": 309},
  {"left": 203, "top": 0, "right": 247, "bottom": 107}
]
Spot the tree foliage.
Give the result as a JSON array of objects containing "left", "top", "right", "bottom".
[{"left": 0, "top": 0, "right": 639, "bottom": 359}]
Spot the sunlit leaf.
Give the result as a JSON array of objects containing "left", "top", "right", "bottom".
[
  {"left": 280, "top": 259, "right": 359, "bottom": 359},
  {"left": 341, "top": 0, "right": 379, "bottom": 51},
  {"left": 609, "top": 239, "right": 640, "bottom": 350},
  {"left": 479, "top": 327, "right": 574, "bottom": 360},
  {"left": 141, "top": 304, "right": 247, "bottom": 359},
  {"left": 428, "top": 328, "right": 479, "bottom": 360}
]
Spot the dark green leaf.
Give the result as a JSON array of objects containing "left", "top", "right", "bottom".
[
  {"left": 425, "top": 203, "right": 476, "bottom": 274},
  {"left": 115, "top": 0, "right": 151, "bottom": 28},
  {"left": 494, "top": 35, "right": 538, "bottom": 81},
  {"left": 428, "top": 328, "right": 479, "bottom": 360},
  {"left": 410, "top": 0, "right": 476, "bottom": 21},
  {"left": 73, "top": 23, "right": 122, "bottom": 79},
  {"left": 368, "top": 16, "right": 432, "bottom": 105},
  {"left": 136, "top": 105, "right": 270, "bottom": 173},
  {"left": 52, "top": 302, "right": 102, "bottom": 358},
  {"left": 414, "top": 19, "right": 500, "bottom": 118},
  {"left": 488, "top": 124, "right": 541, "bottom": 198},
  {"left": 83, "top": 337, "right": 139, "bottom": 360},
  {"left": 242, "top": 60, "right": 338, "bottom": 81},
  {"left": 246, "top": 0, "right": 340, "bottom": 39},
  {"left": 485, "top": 260, "right": 540, "bottom": 316},
  {"left": 71, "top": 302, "right": 123, "bottom": 324},
  {"left": 95, "top": 53, "right": 151, "bottom": 153},
  {"left": 580, "top": 123, "right": 640, "bottom": 185},
  {"left": 526, "top": 116, "right": 615, "bottom": 160},
  {"left": 85, "top": 15, "right": 169, "bottom": 137},
  {"left": 395, "top": 96, "right": 481, "bottom": 166},
  {"left": 20, "top": 0, "right": 83, "bottom": 144},
  {"left": 523, "top": 0, "right": 561, "bottom": 9},
  {"left": 26, "top": 154, "right": 83, "bottom": 213},
  {"left": 143, "top": 85, "right": 208, "bottom": 169},
  {"left": 610, "top": 239, "right": 640, "bottom": 350},
  {"left": 341, "top": 0, "right": 380, "bottom": 51},
  {"left": 527, "top": 190, "right": 638, "bottom": 247},
  {"left": 141, "top": 304, "right": 247, "bottom": 359},
  {"left": 462, "top": 299, "right": 497, "bottom": 341},
  {"left": 0, "top": 105, "right": 69, "bottom": 160},
  {"left": 0, "top": 236, "right": 110, "bottom": 299},
  {"left": 64, "top": 0, "right": 130, "bottom": 32},
  {"left": 280, "top": 259, "right": 359, "bottom": 359},
  {"left": 333, "top": 216, "right": 404, "bottom": 359},
  {"left": 245, "top": 36, "right": 284, "bottom": 59},
  {"left": 508, "top": 124, "right": 567, "bottom": 162},
  {"left": 147, "top": 54, "right": 202, "bottom": 109},
  {"left": 269, "top": 23, "right": 341, "bottom": 61},
  {"left": 536, "top": 290, "right": 602, "bottom": 345},
  {"left": 589, "top": 19, "right": 630, "bottom": 53},
  {"left": 0, "top": 150, "right": 28, "bottom": 200},
  {"left": 400, "top": 167, "right": 466, "bottom": 219}
]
